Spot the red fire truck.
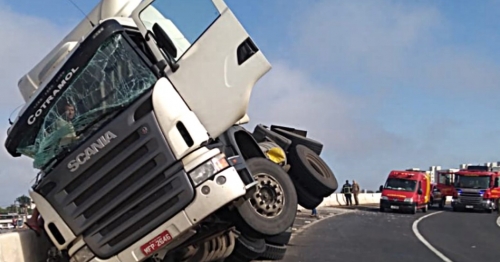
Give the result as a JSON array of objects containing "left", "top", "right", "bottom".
[
  {"left": 432, "top": 169, "right": 459, "bottom": 208},
  {"left": 380, "top": 169, "right": 431, "bottom": 214},
  {"left": 451, "top": 165, "right": 500, "bottom": 213}
]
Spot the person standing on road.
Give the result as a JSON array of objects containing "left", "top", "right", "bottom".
[
  {"left": 352, "top": 180, "right": 360, "bottom": 206},
  {"left": 341, "top": 180, "right": 353, "bottom": 206},
  {"left": 310, "top": 208, "right": 318, "bottom": 218}
]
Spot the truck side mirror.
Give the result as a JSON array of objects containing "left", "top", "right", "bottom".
[
  {"left": 495, "top": 178, "right": 499, "bottom": 188},
  {"left": 418, "top": 188, "right": 423, "bottom": 195},
  {"left": 379, "top": 185, "right": 384, "bottom": 192}
]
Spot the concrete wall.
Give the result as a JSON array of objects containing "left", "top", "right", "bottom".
[
  {"left": 298, "top": 193, "right": 455, "bottom": 211},
  {"left": 298, "top": 193, "right": 382, "bottom": 210},
  {"left": 0, "top": 230, "right": 51, "bottom": 262}
]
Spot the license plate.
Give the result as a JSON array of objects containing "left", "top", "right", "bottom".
[
  {"left": 465, "top": 205, "right": 473, "bottom": 209},
  {"left": 140, "top": 230, "right": 173, "bottom": 256},
  {"left": 390, "top": 205, "right": 399, "bottom": 209}
]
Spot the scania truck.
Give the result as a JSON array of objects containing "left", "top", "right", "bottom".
[
  {"left": 4, "top": 0, "right": 301, "bottom": 261},
  {"left": 451, "top": 166, "right": 500, "bottom": 213}
]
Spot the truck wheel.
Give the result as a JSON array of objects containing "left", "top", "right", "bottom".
[
  {"left": 225, "top": 234, "right": 266, "bottom": 262},
  {"left": 293, "top": 181, "right": 324, "bottom": 209},
  {"left": 256, "top": 243, "right": 287, "bottom": 261},
  {"left": 288, "top": 145, "right": 338, "bottom": 197},
  {"left": 422, "top": 204, "right": 428, "bottom": 213},
  {"left": 271, "top": 127, "right": 324, "bottom": 156},
  {"left": 411, "top": 205, "right": 417, "bottom": 214},
  {"left": 235, "top": 157, "right": 298, "bottom": 238},
  {"left": 379, "top": 206, "right": 385, "bottom": 212},
  {"left": 264, "top": 227, "right": 293, "bottom": 246}
]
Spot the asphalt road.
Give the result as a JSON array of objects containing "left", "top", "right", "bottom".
[
  {"left": 418, "top": 209, "right": 500, "bottom": 262},
  {"left": 280, "top": 207, "right": 500, "bottom": 262}
]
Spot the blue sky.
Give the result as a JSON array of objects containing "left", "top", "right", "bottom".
[{"left": 0, "top": 0, "right": 500, "bottom": 205}]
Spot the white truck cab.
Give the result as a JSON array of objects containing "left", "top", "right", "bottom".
[{"left": 5, "top": 1, "right": 275, "bottom": 261}]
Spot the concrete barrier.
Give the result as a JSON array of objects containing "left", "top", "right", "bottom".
[
  {"left": 0, "top": 230, "right": 51, "bottom": 262},
  {"left": 298, "top": 194, "right": 457, "bottom": 211},
  {"left": 298, "top": 193, "right": 382, "bottom": 211}
]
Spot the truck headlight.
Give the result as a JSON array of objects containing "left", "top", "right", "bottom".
[
  {"left": 381, "top": 196, "right": 388, "bottom": 200},
  {"left": 404, "top": 198, "right": 413, "bottom": 203},
  {"left": 189, "top": 154, "right": 229, "bottom": 186}
]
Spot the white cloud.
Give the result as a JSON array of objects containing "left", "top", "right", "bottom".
[{"left": 0, "top": 2, "right": 69, "bottom": 203}]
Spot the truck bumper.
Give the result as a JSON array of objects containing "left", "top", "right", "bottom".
[
  {"left": 380, "top": 200, "right": 415, "bottom": 211},
  {"left": 451, "top": 199, "right": 493, "bottom": 211},
  {"left": 41, "top": 167, "right": 249, "bottom": 262}
]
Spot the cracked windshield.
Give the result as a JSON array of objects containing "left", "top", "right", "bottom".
[{"left": 16, "top": 34, "right": 157, "bottom": 169}]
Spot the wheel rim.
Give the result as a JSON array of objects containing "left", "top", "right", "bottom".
[
  {"left": 249, "top": 173, "right": 285, "bottom": 218},
  {"left": 306, "top": 155, "right": 330, "bottom": 179}
]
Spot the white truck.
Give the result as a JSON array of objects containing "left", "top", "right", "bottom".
[{"left": 4, "top": 1, "right": 338, "bottom": 261}]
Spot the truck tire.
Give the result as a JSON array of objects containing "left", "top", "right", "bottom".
[
  {"left": 256, "top": 243, "right": 287, "bottom": 261},
  {"left": 411, "top": 205, "right": 417, "bottom": 214},
  {"left": 271, "top": 127, "right": 323, "bottom": 156},
  {"left": 225, "top": 235, "right": 266, "bottom": 262},
  {"left": 288, "top": 145, "right": 338, "bottom": 197},
  {"left": 235, "top": 157, "right": 298, "bottom": 238},
  {"left": 422, "top": 204, "right": 428, "bottom": 213},
  {"left": 294, "top": 182, "right": 324, "bottom": 209},
  {"left": 264, "top": 227, "right": 293, "bottom": 246}
]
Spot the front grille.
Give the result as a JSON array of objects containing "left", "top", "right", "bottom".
[
  {"left": 459, "top": 192, "right": 482, "bottom": 204},
  {"left": 35, "top": 93, "right": 195, "bottom": 259}
]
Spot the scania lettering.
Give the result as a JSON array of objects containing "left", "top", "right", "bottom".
[
  {"left": 27, "top": 67, "right": 80, "bottom": 125},
  {"left": 3, "top": 1, "right": 303, "bottom": 262},
  {"left": 67, "top": 131, "right": 117, "bottom": 172}
]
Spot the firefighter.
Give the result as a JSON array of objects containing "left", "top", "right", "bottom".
[{"left": 342, "top": 180, "right": 353, "bottom": 206}]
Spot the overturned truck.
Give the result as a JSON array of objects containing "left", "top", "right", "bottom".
[{"left": 4, "top": 0, "right": 337, "bottom": 261}]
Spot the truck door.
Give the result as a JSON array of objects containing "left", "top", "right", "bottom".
[
  {"left": 417, "top": 181, "right": 422, "bottom": 205},
  {"left": 131, "top": 0, "right": 272, "bottom": 138},
  {"left": 491, "top": 176, "right": 500, "bottom": 198},
  {"left": 437, "top": 173, "right": 454, "bottom": 196}
]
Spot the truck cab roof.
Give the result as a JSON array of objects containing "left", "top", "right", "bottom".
[
  {"left": 389, "top": 170, "right": 427, "bottom": 181},
  {"left": 456, "top": 170, "right": 497, "bottom": 177}
]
